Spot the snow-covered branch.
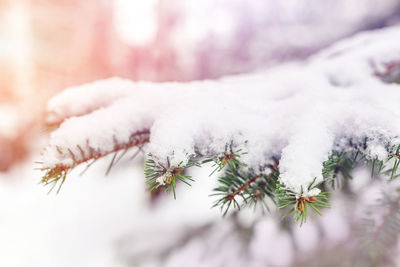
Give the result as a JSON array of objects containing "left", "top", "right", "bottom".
[{"left": 41, "top": 26, "right": 400, "bottom": 218}]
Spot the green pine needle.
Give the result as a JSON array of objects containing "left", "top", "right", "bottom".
[
  {"left": 277, "top": 181, "right": 330, "bottom": 226},
  {"left": 144, "top": 154, "right": 198, "bottom": 199}
]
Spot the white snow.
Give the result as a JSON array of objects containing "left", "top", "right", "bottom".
[
  {"left": 46, "top": 77, "right": 136, "bottom": 125},
  {"left": 43, "top": 26, "right": 400, "bottom": 196}
]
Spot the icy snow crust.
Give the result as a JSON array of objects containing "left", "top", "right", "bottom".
[{"left": 43, "top": 27, "right": 400, "bottom": 195}]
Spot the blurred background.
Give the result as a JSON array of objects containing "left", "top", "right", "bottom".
[{"left": 0, "top": 0, "right": 400, "bottom": 266}]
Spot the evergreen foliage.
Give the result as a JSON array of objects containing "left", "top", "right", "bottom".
[
  {"left": 144, "top": 154, "right": 198, "bottom": 199},
  {"left": 276, "top": 179, "right": 330, "bottom": 225},
  {"left": 39, "top": 137, "right": 400, "bottom": 225},
  {"left": 38, "top": 32, "right": 400, "bottom": 225}
]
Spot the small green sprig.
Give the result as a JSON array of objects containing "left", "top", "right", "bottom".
[
  {"left": 40, "top": 165, "right": 68, "bottom": 193},
  {"left": 144, "top": 154, "right": 198, "bottom": 199},
  {"left": 277, "top": 178, "right": 330, "bottom": 226},
  {"left": 203, "top": 149, "right": 247, "bottom": 176},
  {"left": 211, "top": 159, "right": 279, "bottom": 215}
]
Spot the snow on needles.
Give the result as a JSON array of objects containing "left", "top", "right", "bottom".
[{"left": 43, "top": 26, "right": 400, "bottom": 196}]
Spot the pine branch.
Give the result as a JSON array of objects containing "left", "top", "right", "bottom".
[
  {"left": 86, "top": 136, "right": 400, "bottom": 225},
  {"left": 40, "top": 129, "right": 400, "bottom": 225},
  {"left": 203, "top": 149, "right": 247, "bottom": 176},
  {"left": 144, "top": 145, "right": 248, "bottom": 201},
  {"left": 211, "top": 158, "right": 279, "bottom": 216},
  {"left": 144, "top": 154, "right": 198, "bottom": 199},
  {"left": 40, "top": 130, "right": 150, "bottom": 192},
  {"left": 38, "top": 27, "right": 400, "bottom": 226},
  {"left": 277, "top": 178, "right": 330, "bottom": 226}
]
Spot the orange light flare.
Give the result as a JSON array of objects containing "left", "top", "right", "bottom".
[
  {"left": 1, "top": 0, "right": 34, "bottom": 101},
  {"left": 0, "top": 0, "right": 40, "bottom": 171}
]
